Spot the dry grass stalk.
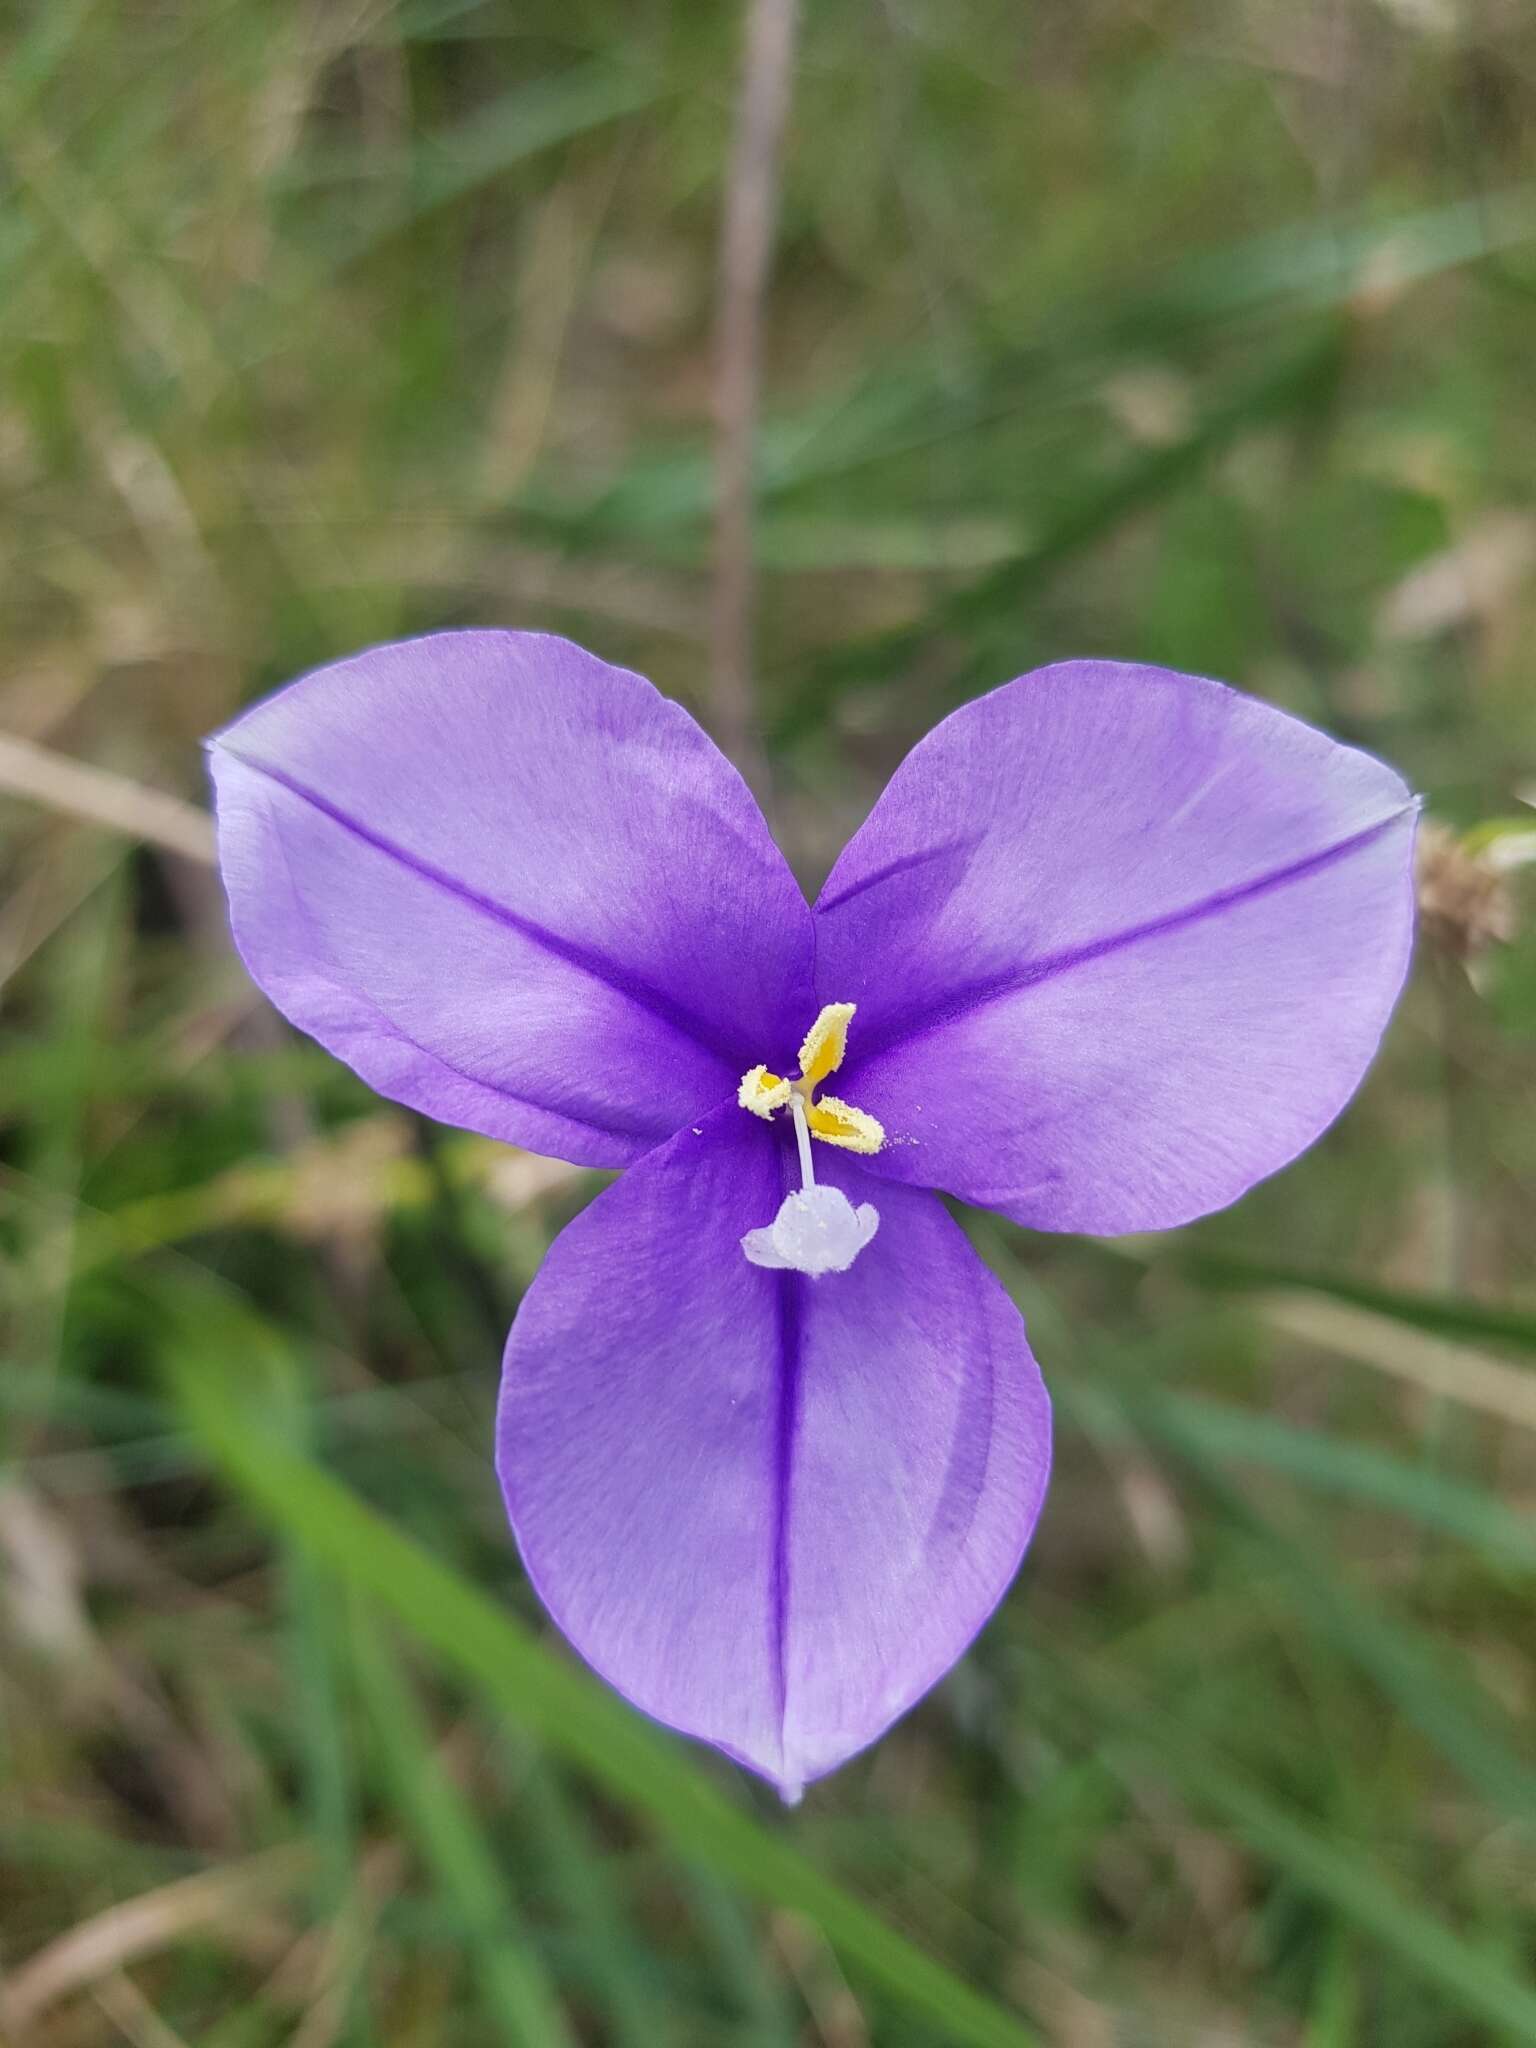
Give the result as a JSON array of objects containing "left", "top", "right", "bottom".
[
  {"left": 0, "top": 733, "right": 214, "bottom": 866},
  {"left": 1257, "top": 1292, "right": 1536, "bottom": 1434},
  {"left": 1, "top": 1846, "right": 309, "bottom": 2032},
  {"left": 709, "top": 0, "right": 800, "bottom": 795}
]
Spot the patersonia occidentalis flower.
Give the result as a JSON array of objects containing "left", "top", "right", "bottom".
[{"left": 208, "top": 635, "right": 1417, "bottom": 1800}]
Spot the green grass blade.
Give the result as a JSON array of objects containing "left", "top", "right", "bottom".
[
  {"left": 509, "top": 1759, "right": 678, "bottom": 2048},
  {"left": 349, "top": 1604, "right": 578, "bottom": 2048},
  {"left": 294, "top": 63, "right": 662, "bottom": 267},
  {"left": 769, "top": 329, "right": 1346, "bottom": 744},
  {"left": 680, "top": 1870, "right": 801, "bottom": 2048},
  {"left": 1091, "top": 1690, "right": 1536, "bottom": 2039},
  {"left": 507, "top": 189, "right": 1536, "bottom": 557},
  {"left": 1060, "top": 1367, "right": 1536, "bottom": 1829},
  {"left": 1160, "top": 1394, "right": 1536, "bottom": 1573},
  {"left": 1180, "top": 1250, "right": 1536, "bottom": 1353},
  {"left": 2, "top": 0, "right": 103, "bottom": 110}
]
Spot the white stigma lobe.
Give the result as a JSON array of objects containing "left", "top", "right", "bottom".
[{"left": 741, "top": 1184, "right": 880, "bottom": 1278}]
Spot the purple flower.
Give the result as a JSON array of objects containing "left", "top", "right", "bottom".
[{"left": 209, "top": 633, "right": 1416, "bottom": 1800}]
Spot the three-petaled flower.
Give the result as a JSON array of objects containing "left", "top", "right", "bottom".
[{"left": 210, "top": 633, "right": 1416, "bottom": 1800}]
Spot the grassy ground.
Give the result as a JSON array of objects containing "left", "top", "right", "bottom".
[{"left": 3, "top": 1, "right": 1536, "bottom": 2041}]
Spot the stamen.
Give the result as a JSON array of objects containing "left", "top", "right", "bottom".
[
  {"left": 797, "top": 1002, "right": 855, "bottom": 1089},
  {"left": 736, "top": 1002, "right": 884, "bottom": 1156},
  {"left": 738, "top": 1064, "right": 791, "bottom": 1120},
  {"left": 805, "top": 1094, "right": 884, "bottom": 1155},
  {"left": 738, "top": 1004, "right": 882, "bottom": 1275}
]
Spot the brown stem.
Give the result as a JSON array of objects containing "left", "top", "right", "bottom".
[{"left": 709, "top": 0, "right": 799, "bottom": 800}]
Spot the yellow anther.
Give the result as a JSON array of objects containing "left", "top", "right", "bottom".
[
  {"left": 796, "top": 1002, "right": 855, "bottom": 1090},
  {"left": 805, "top": 1094, "right": 885, "bottom": 1155},
  {"left": 738, "top": 1065, "right": 792, "bottom": 1120},
  {"left": 737, "top": 1003, "right": 883, "bottom": 1155}
]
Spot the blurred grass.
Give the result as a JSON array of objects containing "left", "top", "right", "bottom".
[{"left": 3, "top": 0, "right": 1536, "bottom": 2042}]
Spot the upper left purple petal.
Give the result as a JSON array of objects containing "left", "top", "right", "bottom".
[{"left": 208, "top": 632, "right": 814, "bottom": 1166}]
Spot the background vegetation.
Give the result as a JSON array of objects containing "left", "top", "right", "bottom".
[{"left": 3, "top": 1, "right": 1535, "bottom": 2041}]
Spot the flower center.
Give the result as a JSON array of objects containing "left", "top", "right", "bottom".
[
  {"left": 737, "top": 1004, "right": 884, "bottom": 1279},
  {"left": 736, "top": 1001, "right": 885, "bottom": 1155}
]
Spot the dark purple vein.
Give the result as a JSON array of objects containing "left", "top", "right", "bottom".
[
  {"left": 769, "top": 1261, "right": 803, "bottom": 1749},
  {"left": 255, "top": 771, "right": 673, "bottom": 1146},
  {"left": 220, "top": 745, "right": 743, "bottom": 1065},
  {"left": 814, "top": 833, "right": 973, "bottom": 918},
  {"left": 852, "top": 801, "right": 1417, "bottom": 1062}
]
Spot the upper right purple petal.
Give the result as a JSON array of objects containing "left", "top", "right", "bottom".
[{"left": 814, "top": 661, "right": 1417, "bottom": 1234}]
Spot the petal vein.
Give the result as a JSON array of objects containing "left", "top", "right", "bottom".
[
  {"left": 217, "top": 744, "right": 743, "bottom": 1065},
  {"left": 852, "top": 799, "right": 1418, "bottom": 1060}
]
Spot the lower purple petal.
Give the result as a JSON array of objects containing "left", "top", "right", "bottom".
[{"left": 496, "top": 1107, "right": 1051, "bottom": 1796}]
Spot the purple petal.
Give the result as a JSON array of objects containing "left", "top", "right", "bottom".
[
  {"left": 209, "top": 632, "right": 813, "bottom": 1166},
  {"left": 496, "top": 1106, "right": 1050, "bottom": 1797},
  {"left": 815, "top": 662, "right": 1416, "bottom": 1233}
]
